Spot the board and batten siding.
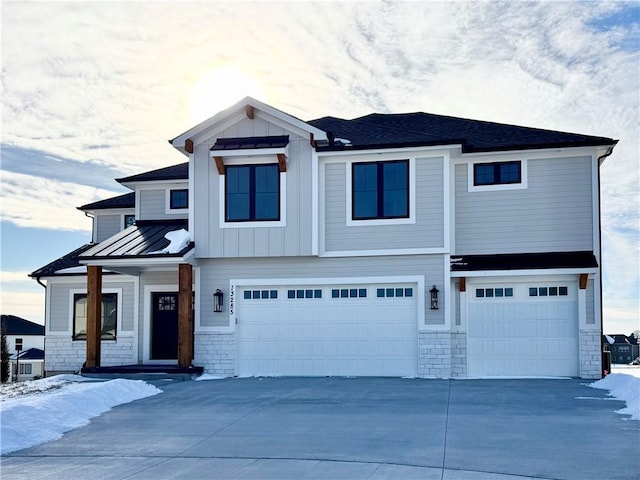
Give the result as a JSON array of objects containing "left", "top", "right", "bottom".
[
  {"left": 455, "top": 156, "right": 594, "bottom": 254},
  {"left": 47, "top": 278, "right": 136, "bottom": 333},
  {"left": 192, "top": 117, "right": 314, "bottom": 258},
  {"left": 197, "top": 255, "right": 445, "bottom": 328},
  {"left": 95, "top": 214, "right": 122, "bottom": 243},
  {"left": 323, "top": 157, "right": 445, "bottom": 253}
]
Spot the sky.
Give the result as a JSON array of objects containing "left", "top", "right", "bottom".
[
  {"left": 1, "top": 1, "right": 638, "bottom": 334},
  {"left": 1, "top": 368, "right": 639, "bottom": 455}
]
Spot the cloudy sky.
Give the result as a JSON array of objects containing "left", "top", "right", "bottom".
[{"left": 1, "top": 1, "right": 638, "bottom": 334}]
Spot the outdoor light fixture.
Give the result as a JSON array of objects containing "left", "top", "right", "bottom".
[
  {"left": 430, "top": 285, "right": 439, "bottom": 310},
  {"left": 213, "top": 289, "right": 224, "bottom": 313}
]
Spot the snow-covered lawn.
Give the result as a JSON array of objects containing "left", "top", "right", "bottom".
[
  {"left": 0, "top": 367, "right": 638, "bottom": 456},
  {"left": 0, "top": 375, "right": 161, "bottom": 454}
]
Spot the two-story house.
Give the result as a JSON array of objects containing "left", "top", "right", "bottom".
[
  {"left": 31, "top": 97, "right": 616, "bottom": 379},
  {"left": 1, "top": 315, "right": 45, "bottom": 381},
  {"left": 605, "top": 334, "right": 639, "bottom": 364}
]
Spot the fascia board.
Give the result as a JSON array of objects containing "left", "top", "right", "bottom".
[
  {"left": 119, "top": 179, "right": 189, "bottom": 189},
  {"left": 209, "top": 145, "right": 288, "bottom": 159},
  {"left": 450, "top": 268, "right": 599, "bottom": 277},
  {"left": 454, "top": 145, "right": 606, "bottom": 162},
  {"left": 316, "top": 144, "right": 459, "bottom": 159}
]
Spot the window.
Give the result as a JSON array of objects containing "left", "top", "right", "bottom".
[
  {"left": 377, "top": 287, "right": 412, "bottom": 298},
  {"left": 289, "top": 289, "right": 322, "bottom": 299},
  {"left": 19, "top": 363, "right": 32, "bottom": 375},
  {"left": 352, "top": 160, "right": 409, "bottom": 220},
  {"left": 529, "top": 286, "right": 569, "bottom": 297},
  {"left": 73, "top": 293, "right": 117, "bottom": 340},
  {"left": 476, "top": 287, "right": 513, "bottom": 298},
  {"left": 226, "top": 164, "right": 279, "bottom": 222},
  {"left": 169, "top": 189, "right": 188, "bottom": 210},
  {"left": 474, "top": 161, "right": 521, "bottom": 186},
  {"left": 15, "top": 338, "right": 23, "bottom": 351},
  {"left": 124, "top": 214, "right": 135, "bottom": 228}
]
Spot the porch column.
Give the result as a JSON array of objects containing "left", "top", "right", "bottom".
[
  {"left": 86, "top": 265, "right": 102, "bottom": 368},
  {"left": 177, "top": 263, "right": 193, "bottom": 367}
]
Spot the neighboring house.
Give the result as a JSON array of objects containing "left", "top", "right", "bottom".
[
  {"left": 31, "top": 97, "right": 617, "bottom": 379},
  {"left": 604, "top": 334, "right": 639, "bottom": 364},
  {"left": 1, "top": 315, "right": 45, "bottom": 382}
]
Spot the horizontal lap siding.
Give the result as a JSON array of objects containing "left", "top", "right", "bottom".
[
  {"left": 139, "top": 189, "right": 166, "bottom": 220},
  {"left": 198, "top": 255, "right": 445, "bottom": 328},
  {"left": 96, "top": 215, "right": 121, "bottom": 242},
  {"left": 455, "top": 156, "right": 593, "bottom": 254},
  {"left": 324, "top": 157, "right": 444, "bottom": 252}
]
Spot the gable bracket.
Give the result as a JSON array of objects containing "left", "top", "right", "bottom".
[
  {"left": 579, "top": 273, "right": 588, "bottom": 290},
  {"left": 214, "top": 156, "right": 225, "bottom": 175},
  {"left": 277, "top": 153, "right": 287, "bottom": 173},
  {"left": 185, "top": 138, "right": 194, "bottom": 154},
  {"left": 245, "top": 105, "right": 255, "bottom": 119}
]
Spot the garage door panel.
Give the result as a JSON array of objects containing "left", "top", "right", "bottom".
[{"left": 468, "top": 282, "right": 578, "bottom": 377}]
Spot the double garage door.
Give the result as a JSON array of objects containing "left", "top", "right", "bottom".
[
  {"left": 467, "top": 281, "right": 579, "bottom": 377},
  {"left": 236, "top": 283, "right": 418, "bottom": 377}
]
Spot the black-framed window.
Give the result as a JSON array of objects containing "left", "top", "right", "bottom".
[
  {"left": 73, "top": 293, "right": 117, "bottom": 340},
  {"left": 473, "top": 161, "right": 521, "bottom": 186},
  {"left": 124, "top": 214, "right": 135, "bottom": 228},
  {"left": 352, "top": 160, "right": 409, "bottom": 220},
  {"left": 169, "top": 189, "right": 188, "bottom": 209},
  {"left": 226, "top": 164, "right": 280, "bottom": 222}
]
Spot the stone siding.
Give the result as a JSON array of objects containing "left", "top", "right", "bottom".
[
  {"left": 579, "top": 330, "right": 602, "bottom": 379},
  {"left": 451, "top": 332, "right": 467, "bottom": 377},
  {"left": 418, "top": 332, "right": 452, "bottom": 378},
  {"left": 194, "top": 332, "right": 235, "bottom": 376},
  {"left": 44, "top": 336, "right": 135, "bottom": 373}
]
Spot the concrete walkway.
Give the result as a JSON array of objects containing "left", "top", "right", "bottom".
[{"left": 2, "top": 378, "right": 639, "bottom": 479}]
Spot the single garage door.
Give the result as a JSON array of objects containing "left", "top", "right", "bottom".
[
  {"left": 467, "top": 281, "right": 579, "bottom": 377},
  {"left": 237, "top": 283, "right": 418, "bottom": 377}
]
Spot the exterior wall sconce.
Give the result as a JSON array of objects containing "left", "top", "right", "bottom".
[
  {"left": 213, "top": 289, "right": 224, "bottom": 312},
  {"left": 430, "top": 285, "right": 439, "bottom": 310}
]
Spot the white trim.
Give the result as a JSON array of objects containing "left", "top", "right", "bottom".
[
  {"left": 322, "top": 247, "right": 448, "bottom": 257},
  {"left": 451, "top": 268, "right": 598, "bottom": 278},
  {"left": 316, "top": 144, "right": 459, "bottom": 158},
  {"left": 142, "top": 284, "right": 179, "bottom": 365},
  {"left": 443, "top": 254, "right": 451, "bottom": 330},
  {"left": 67, "top": 287, "right": 124, "bottom": 341},
  {"left": 467, "top": 159, "right": 528, "bottom": 192},
  {"left": 80, "top": 252, "right": 194, "bottom": 268},
  {"left": 210, "top": 145, "right": 288, "bottom": 159},
  {"left": 134, "top": 190, "right": 141, "bottom": 220},
  {"left": 311, "top": 149, "right": 319, "bottom": 255},
  {"left": 194, "top": 266, "right": 201, "bottom": 332},
  {"left": 218, "top": 171, "right": 287, "bottom": 229},
  {"left": 164, "top": 187, "right": 189, "bottom": 215},
  {"left": 578, "top": 288, "right": 587, "bottom": 329},
  {"left": 453, "top": 145, "right": 603, "bottom": 162},
  {"left": 188, "top": 153, "right": 195, "bottom": 237},
  {"left": 345, "top": 158, "right": 416, "bottom": 227},
  {"left": 132, "top": 275, "right": 140, "bottom": 363},
  {"left": 591, "top": 154, "right": 602, "bottom": 328},
  {"left": 443, "top": 152, "right": 451, "bottom": 251}
]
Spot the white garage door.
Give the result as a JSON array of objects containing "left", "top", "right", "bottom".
[
  {"left": 237, "top": 284, "right": 418, "bottom": 377},
  {"left": 467, "top": 282, "right": 579, "bottom": 377}
]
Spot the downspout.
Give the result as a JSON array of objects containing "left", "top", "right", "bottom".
[
  {"left": 35, "top": 276, "right": 47, "bottom": 377},
  {"left": 597, "top": 141, "right": 617, "bottom": 377}
]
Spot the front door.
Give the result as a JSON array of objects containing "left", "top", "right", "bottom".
[{"left": 151, "top": 292, "right": 179, "bottom": 360}]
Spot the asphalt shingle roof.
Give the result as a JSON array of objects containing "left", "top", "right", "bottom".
[
  {"left": 308, "top": 112, "right": 616, "bottom": 152},
  {"left": 1, "top": 315, "right": 44, "bottom": 336},
  {"left": 30, "top": 244, "right": 96, "bottom": 278},
  {"left": 210, "top": 136, "right": 289, "bottom": 151},
  {"left": 450, "top": 251, "right": 598, "bottom": 272},
  {"left": 78, "top": 192, "right": 135, "bottom": 211},
  {"left": 116, "top": 162, "right": 188, "bottom": 184}
]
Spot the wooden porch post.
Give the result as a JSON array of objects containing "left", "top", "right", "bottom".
[
  {"left": 177, "top": 263, "right": 193, "bottom": 367},
  {"left": 86, "top": 265, "right": 102, "bottom": 368}
]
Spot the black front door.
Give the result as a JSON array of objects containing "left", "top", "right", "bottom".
[{"left": 151, "top": 292, "right": 179, "bottom": 360}]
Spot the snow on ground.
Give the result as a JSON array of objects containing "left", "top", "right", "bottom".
[
  {"left": 0, "top": 375, "right": 161, "bottom": 454},
  {"left": 0, "top": 367, "right": 638, "bottom": 456}
]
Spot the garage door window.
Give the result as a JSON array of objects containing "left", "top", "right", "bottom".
[
  {"left": 529, "top": 286, "right": 568, "bottom": 297},
  {"left": 475, "top": 287, "right": 513, "bottom": 298},
  {"left": 377, "top": 287, "right": 413, "bottom": 298},
  {"left": 332, "top": 288, "right": 367, "bottom": 298},
  {"left": 289, "top": 289, "right": 322, "bottom": 299},
  {"left": 244, "top": 290, "right": 278, "bottom": 300}
]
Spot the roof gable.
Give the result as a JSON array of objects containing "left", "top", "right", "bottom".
[
  {"left": 1, "top": 315, "right": 44, "bottom": 336},
  {"left": 78, "top": 192, "right": 135, "bottom": 211},
  {"left": 117, "top": 162, "right": 188, "bottom": 184}
]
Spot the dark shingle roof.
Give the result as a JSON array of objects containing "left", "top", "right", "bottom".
[
  {"left": 210, "top": 135, "right": 289, "bottom": 151},
  {"left": 116, "top": 162, "right": 188, "bottom": 184},
  {"left": 308, "top": 112, "right": 616, "bottom": 152},
  {"left": 30, "top": 244, "right": 96, "bottom": 277},
  {"left": 16, "top": 348, "right": 45, "bottom": 360},
  {"left": 450, "top": 251, "right": 598, "bottom": 272},
  {"left": 78, "top": 192, "right": 135, "bottom": 211},
  {"left": 1, "top": 315, "right": 44, "bottom": 336},
  {"left": 79, "top": 220, "right": 192, "bottom": 259}
]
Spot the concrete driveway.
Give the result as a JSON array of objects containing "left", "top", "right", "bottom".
[{"left": 2, "top": 378, "right": 638, "bottom": 480}]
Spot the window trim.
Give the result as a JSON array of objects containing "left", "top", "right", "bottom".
[
  {"left": 219, "top": 161, "right": 287, "bottom": 228},
  {"left": 123, "top": 214, "right": 136, "bottom": 229},
  {"left": 346, "top": 158, "right": 416, "bottom": 226},
  {"left": 166, "top": 188, "right": 189, "bottom": 212},
  {"left": 69, "top": 288, "right": 122, "bottom": 341},
  {"left": 468, "top": 159, "right": 527, "bottom": 192}
]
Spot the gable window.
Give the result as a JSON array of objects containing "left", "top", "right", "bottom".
[
  {"left": 352, "top": 160, "right": 409, "bottom": 220},
  {"left": 73, "top": 293, "right": 117, "bottom": 340},
  {"left": 169, "top": 189, "right": 188, "bottom": 210},
  {"left": 124, "top": 214, "right": 135, "bottom": 228},
  {"left": 473, "top": 161, "right": 521, "bottom": 186},
  {"left": 225, "top": 164, "right": 280, "bottom": 222}
]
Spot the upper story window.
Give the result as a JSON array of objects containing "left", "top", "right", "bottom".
[
  {"left": 225, "top": 164, "right": 280, "bottom": 222},
  {"left": 73, "top": 292, "right": 117, "bottom": 341},
  {"left": 473, "top": 161, "right": 521, "bottom": 186},
  {"left": 124, "top": 214, "right": 135, "bottom": 228},
  {"left": 352, "top": 160, "right": 409, "bottom": 220},
  {"left": 169, "top": 189, "right": 188, "bottom": 210}
]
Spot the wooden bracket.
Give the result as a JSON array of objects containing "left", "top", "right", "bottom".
[
  {"left": 245, "top": 105, "right": 255, "bottom": 119},
  {"left": 185, "top": 138, "right": 194, "bottom": 154},
  {"left": 310, "top": 133, "right": 316, "bottom": 148},
  {"left": 277, "top": 153, "right": 287, "bottom": 173},
  {"left": 214, "top": 156, "right": 225, "bottom": 175},
  {"left": 459, "top": 277, "right": 466, "bottom": 293},
  {"left": 579, "top": 273, "right": 588, "bottom": 290}
]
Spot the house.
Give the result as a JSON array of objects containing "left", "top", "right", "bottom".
[
  {"left": 1, "top": 315, "right": 45, "bottom": 382},
  {"left": 30, "top": 97, "right": 617, "bottom": 379},
  {"left": 604, "top": 334, "right": 639, "bottom": 364}
]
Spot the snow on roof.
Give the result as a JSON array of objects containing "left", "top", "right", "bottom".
[{"left": 148, "top": 229, "right": 190, "bottom": 255}]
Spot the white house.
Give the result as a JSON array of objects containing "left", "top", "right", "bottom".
[
  {"left": 1, "top": 315, "right": 45, "bottom": 382},
  {"left": 31, "top": 97, "right": 617, "bottom": 379}
]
